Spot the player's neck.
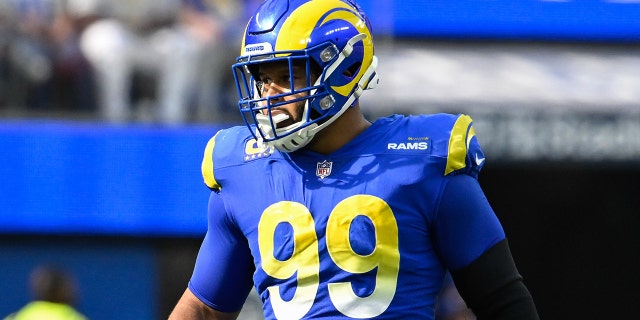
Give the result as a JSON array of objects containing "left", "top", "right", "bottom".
[{"left": 306, "top": 104, "right": 371, "bottom": 155}]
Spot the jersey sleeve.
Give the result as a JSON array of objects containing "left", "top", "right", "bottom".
[
  {"left": 188, "top": 192, "right": 255, "bottom": 312},
  {"left": 432, "top": 173, "right": 506, "bottom": 270},
  {"left": 443, "top": 114, "right": 485, "bottom": 178}
]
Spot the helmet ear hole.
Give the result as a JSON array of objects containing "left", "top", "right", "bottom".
[
  {"left": 310, "top": 107, "right": 322, "bottom": 120},
  {"left": 343, "top": 62, "right": 361, "bottom": 77}
]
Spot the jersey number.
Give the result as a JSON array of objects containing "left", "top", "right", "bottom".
[{"left": 258, "top": 195, "right": 400, "bottom": 319}]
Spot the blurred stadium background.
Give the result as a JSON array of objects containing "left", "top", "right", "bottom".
[{"left": 1, "top": 0, "right": 639, "bottom": 319}]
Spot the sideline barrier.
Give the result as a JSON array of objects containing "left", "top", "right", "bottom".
[{"left": 0, "top": 120, "right": 228, "bottom": 236}]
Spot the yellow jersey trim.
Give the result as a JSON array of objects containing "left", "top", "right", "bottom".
[{"left": 201, "top": 133, "right": 220, "bottom": 190}]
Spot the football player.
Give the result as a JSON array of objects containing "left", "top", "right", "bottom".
[{"left": 169, "top": 0, "right": 539, "bottom": 319}]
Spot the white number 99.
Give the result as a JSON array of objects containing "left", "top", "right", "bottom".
[{"left": 258, "top": 195, "right": 400, "bottom": 319}]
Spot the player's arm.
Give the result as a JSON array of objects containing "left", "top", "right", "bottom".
[
  {"left": 450, "top": 239, "right": 538, "bottom": 320},
  {"left": 169, "top": 288, "right": 239, "bottom": 320},
  {"left": 433, "top": 174, "right": 539, "bottom": 319},
  {"left": 170, "top": 192, "right": 255, "bottom": 319}
]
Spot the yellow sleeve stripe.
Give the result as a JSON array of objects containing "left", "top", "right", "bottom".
[
  {"left": 445, "top": 115, "right": 474, "bottom": 175},
  {"left": 201, "top": 133, "right": 220, "bottom": 190}
]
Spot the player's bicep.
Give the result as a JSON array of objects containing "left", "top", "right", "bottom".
[
  {"left": 433, "top": 174, "right": 505, "bottom": 270},
  {"left": 189, "top": 192, "right": 255, "bottom": 312}
]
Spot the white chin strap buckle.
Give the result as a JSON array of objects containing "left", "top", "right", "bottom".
[{"left": 255, "top": 113, "right": 289, "bottom": 140}]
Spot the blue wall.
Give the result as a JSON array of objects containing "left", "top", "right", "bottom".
[
  {"left": 0, "top": 120, "right": 227, "bottom": 236},
  {"left": 358, "top": 0, "right": 640, "bottom": 41},
  {"left": 0, "top": 120, "right": 227, "bottom": 319}
]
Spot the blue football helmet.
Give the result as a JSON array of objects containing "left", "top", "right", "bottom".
[{"left": 232, "top": 0, "right": 379, "bottom": 152}]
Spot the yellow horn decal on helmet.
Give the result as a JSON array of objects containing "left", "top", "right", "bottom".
[
  {"left": 321, "top": 11, "right": 373, "bottom": 97},
  {"left": 275, "top": 1, "right": 374, "bottom": 97}
]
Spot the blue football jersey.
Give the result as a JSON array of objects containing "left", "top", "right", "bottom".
[{"left": 190, "top": 114, "right": 505, "bottom": 319}]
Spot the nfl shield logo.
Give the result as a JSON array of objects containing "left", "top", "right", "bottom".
[{"left": 316, "top": 160, "right": 333, "bottom": 179}]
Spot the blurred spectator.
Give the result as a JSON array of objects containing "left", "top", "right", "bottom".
[
  {"left": 0, "top": 0, "right": 95, "bottom": 113},
  {"left": 78, "top": 0, "right": 240, "bottom": 124},
  {"left": 1, "top": 0, "right": 56, "bottom": 111},
  {"left": 48, "top": 0, "right": 97, "bottom": 114},
  {"left": 186, "top": 0, "right": 246, "bottom": 122},
  {"left": 3, "top": 265, "right": 87, "bottom": 320},
  {"left": 0, "top": 1, "right": 10, "bottom": 105}
]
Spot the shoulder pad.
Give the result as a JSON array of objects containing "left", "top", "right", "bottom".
[{"left": 201, "top": 126, "right": 277, "bottom": 191}]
